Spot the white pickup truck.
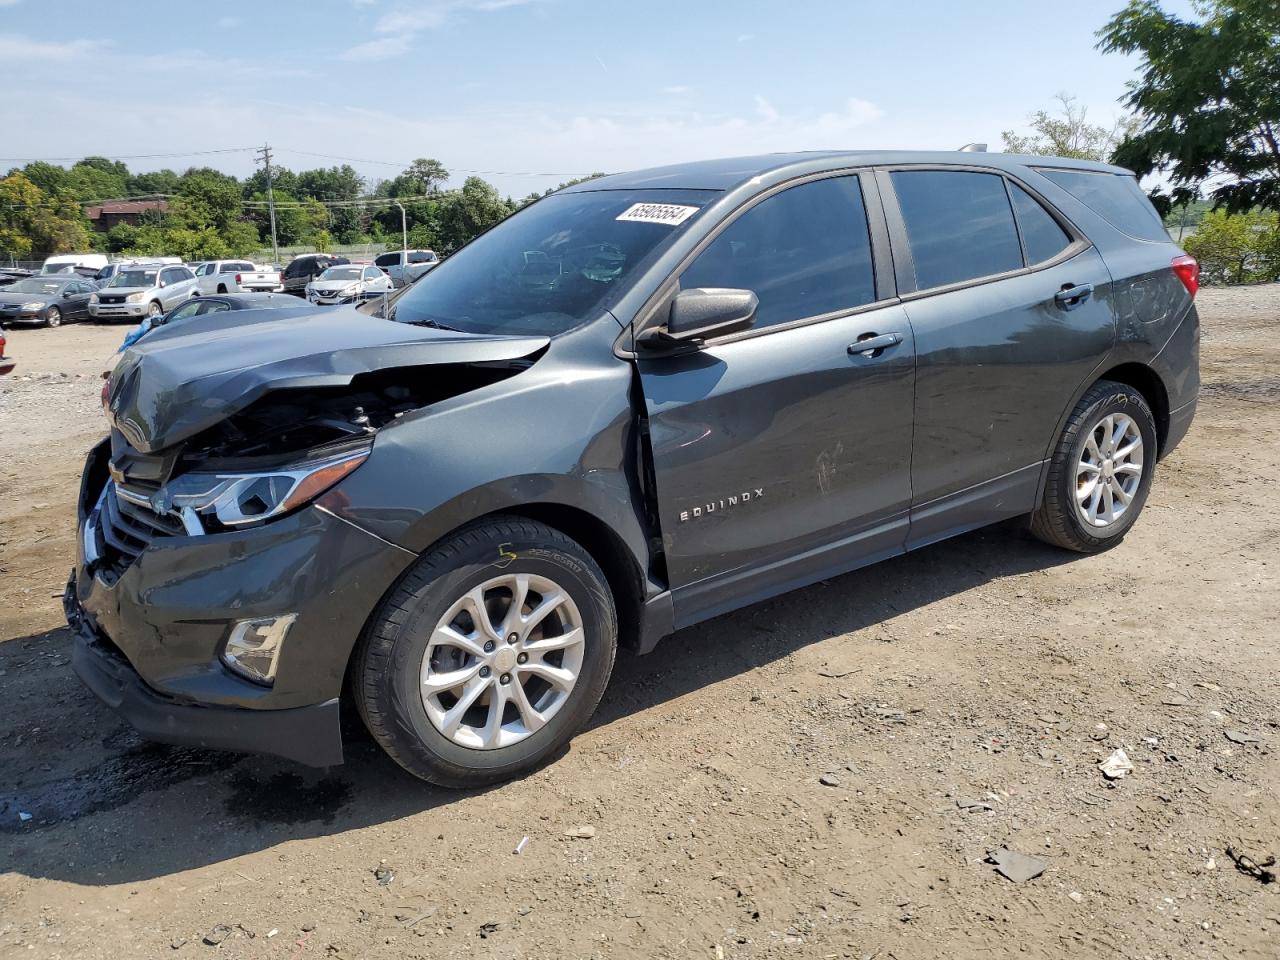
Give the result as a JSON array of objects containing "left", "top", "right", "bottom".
[
  {"left": 193, "top": 260, "right": 283, "bottom": 295},
  {"left": 372, "top": 249, "right": 440, "bottom": 288}
]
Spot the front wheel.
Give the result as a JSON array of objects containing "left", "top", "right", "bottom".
[
  {"left": 45, "top": 306, "right": 61, "bottom": 328},
  {"left": 352, "top": 517, "right": 618, "bottom": 787},
  {"left": 147, "top": 300, "right": 162, "bottom": 318},
  {"left": 1031, "top": 380, "right": 1157, "bottom": 553}
]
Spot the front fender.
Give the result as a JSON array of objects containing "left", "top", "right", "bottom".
[{"left": 319, "top": 343, "right": 652, "bottom": 583}]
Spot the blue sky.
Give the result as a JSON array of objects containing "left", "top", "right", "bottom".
[{"left": 1, "top": 0, "right": 1195, "bottom": 197}]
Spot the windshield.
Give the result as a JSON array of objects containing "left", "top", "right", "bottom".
[
  {"left": 391, "top": 188, "right": 716, "bottom": 336},
  {"left": 9, "top": 278, "right": 65, "bottom": 295},
  {"left": 319, "top": 266, "right": 363, "bottom": 282},
  {"left": 110, "top": 269, "right": 159, "bottom": 288}
]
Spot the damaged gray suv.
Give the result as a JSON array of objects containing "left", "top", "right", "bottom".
[{"left": 67, "top": 151, "right": 1200, "bottom": 786}]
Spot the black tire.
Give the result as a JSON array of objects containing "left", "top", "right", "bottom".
[
  {"left": 352, "top": 516, "right": 618, "bottom": 787},
  {"left": 1031, "top": 380, "right": 1158, "bottom": 553},
  {"left": 147, "top": 300, "right": 162, "bottom": 318},
  {"left": 45, "top": 306, "right": 61, "bottom": 328}
]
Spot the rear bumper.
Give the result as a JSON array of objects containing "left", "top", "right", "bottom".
[
  {"left": 1163, "top": 396, "right": 1197, "bottom": 459},
  {"left": 66, "top": 580, "right": 344, "bottom": 767}
]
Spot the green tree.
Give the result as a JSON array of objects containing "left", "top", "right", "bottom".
[
  {"left": 1001, "top": 93, "right": 1139, "bottom": 160},
  {"left": 67, "top": 157, "right": 130, "bottom": 203},
  {"left": 104, "top": 222, "right": 140, "bottom": 253},
  {"left": 1099, "top": 0, "right": 1280, "bottom": 214},
  {"left": 0, "top": 172, "right": 91, "bottom": 259},
  {"left": 19, "top": 161, "right": 73, "bottom": 195},
  {"left": 126, "top": 168, "right": 180, "bottom": 196},
  {"left": 242, "top": 165, "right": 299, "bottom": 199},
  {"left": 436, "top": 177, "right": 514, "bottom": 252},
  {"left": 1183, "top": 209, "right": 1280, "bottom": 283},
  {"left": 176, "top": 167, "right": 244, "bottom": 231}
]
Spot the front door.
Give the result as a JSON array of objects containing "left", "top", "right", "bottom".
[{"left": 636, "top": 173, "right": 916, "bottom": 628}]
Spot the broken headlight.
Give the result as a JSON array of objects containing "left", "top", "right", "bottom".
[{"left": 153, "top": 446, "right": 369, "bottom": 533}]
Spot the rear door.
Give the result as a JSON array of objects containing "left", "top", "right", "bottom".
[
  {"left": 879, "top": 167, "right": 1117, "bottom": 547},
  {"left": 636, "top": 172, "right": 916, "bottom": 627}
]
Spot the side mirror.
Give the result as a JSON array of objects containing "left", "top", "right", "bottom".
[
  {"left": 63, "top": 290, "right": 75, "bottom": 298},
  {"left": 639, "top": 288, "right": 757, "bottom": 351}
]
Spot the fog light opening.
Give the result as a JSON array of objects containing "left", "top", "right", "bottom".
[{"left": 221, "top": 615, "right": 297, "bottom": 686}]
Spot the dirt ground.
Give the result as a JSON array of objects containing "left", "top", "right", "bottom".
[{"left": 0, "top": 287, "right": 1277, "bottom": 960}]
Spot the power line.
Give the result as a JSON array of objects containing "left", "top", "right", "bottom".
[
  {"left": 276, "top": 148, "right": 586, "bottom": 179},
  {"left": 0, "top": 147, "right": 257, "bottom": 163}
]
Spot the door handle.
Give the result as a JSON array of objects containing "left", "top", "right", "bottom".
[
  {"left": 1054, "top": 282, "right": 1094, "bottom": 311},
  {"left": 848, "top": 332, "right": 902, "bottom": 358}
]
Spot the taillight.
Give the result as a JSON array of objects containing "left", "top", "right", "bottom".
[
  {"left": 1171, "top": 255, "right": 1199, "bottom": 298},
  {"left": 235, "top": 273, "right": 243, "bottom": 284}
]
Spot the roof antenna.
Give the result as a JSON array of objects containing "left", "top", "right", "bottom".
[{"left": 958, "top": 142, "right": 988, "bottom": 152}]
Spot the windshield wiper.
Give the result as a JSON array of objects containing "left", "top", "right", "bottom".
[{"left": 396, "top": 314, "right": 463, "bottom": 332}]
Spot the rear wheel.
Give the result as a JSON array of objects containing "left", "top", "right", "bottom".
[
  {"left": 353, "top": 517, "right": 617, "bottom": 787},
  {"left": 216, "top": 284, "right": 227, "bottom": 294},
  {"left": 1031, "top": 380, "right": 1157, "bottom": 553},
  {"left": 45, "top": 306, "right": 61, "bottom": 328}
]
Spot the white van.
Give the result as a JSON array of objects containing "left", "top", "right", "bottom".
[{"left": 41, "top": 253, "right": 109, "bottom": 275}]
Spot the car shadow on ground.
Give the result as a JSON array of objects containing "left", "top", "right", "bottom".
[{"left": 0, "top": 520, "right": 1081, "bottom": 885}]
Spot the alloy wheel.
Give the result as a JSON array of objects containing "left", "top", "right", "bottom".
[
  {"left": 45, "top": 307, "right": 61, "bottom": 327},
  {"left": 1076, "top": 412, "right": 1143, "bottom": 528},
  {"left": 420, "top": 573, "right": 585, "bottom": 750}
]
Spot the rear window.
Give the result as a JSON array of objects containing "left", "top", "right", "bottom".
[
  {"left": 1037, "top": 169, "right": 1169, "bottom": 243},
  {"left": 891, "top": 170, "right": 1024, "bottom": 290}
]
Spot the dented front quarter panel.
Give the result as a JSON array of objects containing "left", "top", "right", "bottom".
[{"left": 318, "top": 316, "right": 655, "bottom": 582}]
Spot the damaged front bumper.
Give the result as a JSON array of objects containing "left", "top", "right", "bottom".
[{"left": 66, "top": 440, "right": 417, "bottom": 766}]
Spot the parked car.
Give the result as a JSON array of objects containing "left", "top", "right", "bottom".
[
  {"left": 193, "top": 260, "right": 283, "bottom": 295},
  {"left": 88, "top": 263, "right": 198, "bottom": 321},
  {"left": 0, "top": 329, "right": 12, "bottom": 375},
  {"left": 0, "top": 269, "right": 36, "bottom": 287},
  {"left": 373, "top": 249, "right": 440, "bottom": 287},
  {"left": 306, "top": 264, "right": 394, "bottom": 304},
  {"left": 0, "top": 275, "right": 97, "bottom": 326},
  {"left": 281, "top": 254, "right": 349, "bottom": 295},
  {"left": 68, "top": 150, "right": 1199, "bottom": 786},
  {"left": 41, "top": 253, "right": 108, "bottom": 275},
  {"left": 116, "top": 293, "right": 317, "bottom": 352}
]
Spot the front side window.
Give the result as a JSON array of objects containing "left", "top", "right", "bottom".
[
  {"left": 165, "top": 301, "right": 203, "bottom": 322},
  {"left": 680, "top": 176, "right": 876, "bottom": 331},
  {"left": 364, "top": 267, "right": 382, "bottom": 281},
  {"left": 391, "top": 188, "right": 716, "bottom": 337}
]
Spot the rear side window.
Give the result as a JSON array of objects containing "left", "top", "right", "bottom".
[
  {"left": 374, "top": 253, "right": 399, "bottom": 267},
  {"left": 892, "top": 171, "right": 1023, "bottom": 290},
  {"left": 681, "top": 176, "right": 876, "bottom": 330},
  {"left": 1009, "top": 184, "right": 1072, "bottom": 264},
  {"left": 1037, "top": 169, "right": 1168, "bottom": 242}
]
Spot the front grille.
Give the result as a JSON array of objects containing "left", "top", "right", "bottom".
[
  {"left": 99, "top": 294, "right": 126, "bottom": 304},
  {"left": 91, "top": 482, "right": 184, "bottom": 579}
]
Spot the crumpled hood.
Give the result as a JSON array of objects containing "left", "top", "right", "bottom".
[{"left": 107, "top": 306, "right": 549, "bottom": 453}]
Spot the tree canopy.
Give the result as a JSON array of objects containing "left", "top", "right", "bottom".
[
  {"left": 1099, "top": 0, "right": 1280, "bottom": 214},
  {"left": 1001, "top": 93, "right": 1138, "bottom": 161}
]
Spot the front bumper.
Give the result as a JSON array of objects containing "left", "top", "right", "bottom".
[
  {"left": 91, "top": 302, "right": 148, "bottom": 319},
  {"left": 66, "top": 583, "right": 344, "bottom": 767},
  {"left": 67, "top": 441, "right": 417, "bottom": 765}
]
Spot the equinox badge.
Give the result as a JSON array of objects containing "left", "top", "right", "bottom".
[{"left": 679, "top": 488, "right": 765, "bottom": 522}]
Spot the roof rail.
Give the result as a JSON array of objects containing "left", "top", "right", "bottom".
[{"left": 958, "top": 143, "right": 988, "bottom": 152}]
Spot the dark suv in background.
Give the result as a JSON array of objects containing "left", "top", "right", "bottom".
[
  {"left": 69, "top": 150, "right": 1198, "bottom": 787},
  {"left": 281, "top": 254, "right": 349, "bottom": 295}
]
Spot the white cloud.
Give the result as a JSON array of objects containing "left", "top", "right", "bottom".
[
  {"left": 0, "top": 0, "right": 23, "bottom": 7},
  {"left": 661, "top": 85, "right": 691, "bottom": 95},
  {"left": 0, "top": 33, "right": 102, "bottom": 62},
  {"left": 754, "top": 95, "right": 780, "bottom": 123},
  {"left": 340, "top": 35, "right": 413, "bottom": 61}
]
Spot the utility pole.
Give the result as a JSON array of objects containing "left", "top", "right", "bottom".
[
  {"left": 394, "top": 200, "right": 408, "bottom": 254},
  {"left": 255, "top": 143, "right": 279, "bottom": 265}
]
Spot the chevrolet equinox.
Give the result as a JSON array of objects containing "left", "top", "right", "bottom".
[{"left": 67, "top": 151, "right": 1200, "bottom": 786}]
